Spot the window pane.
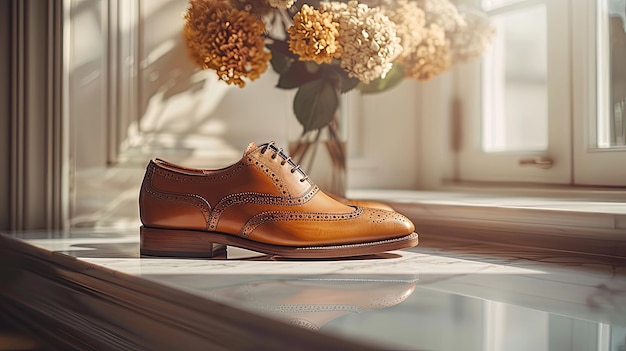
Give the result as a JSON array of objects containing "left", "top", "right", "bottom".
[
  {"left": 481, "top": 5, "right": 548, "bottom": 152},
  {"left": 598, "top": 0, "right": 626, "bottom": 148}
]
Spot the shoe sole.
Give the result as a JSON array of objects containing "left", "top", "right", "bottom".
[{"left": 140, "top": 226, "right": 419, "bottom": 259}]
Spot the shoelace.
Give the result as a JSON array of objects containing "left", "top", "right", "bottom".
[{"left": 260, "top": 142, "right": 310, "bottom": 183}]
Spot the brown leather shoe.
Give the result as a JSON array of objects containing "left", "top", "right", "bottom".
[{"left": 139, "top": 141, "right": 418, "bottom": 258}]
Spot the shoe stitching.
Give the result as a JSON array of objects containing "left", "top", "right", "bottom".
[
  {"left": 239, "top": 207, "right": 365, "bottom": 238},
  {"left": 142, "top": 164, "right": 212, "bottom": 224},
  {"left": 295, "top": 233, "right": 418, "bottom": 250},
  {"left": 207, "top": 185, "right": 319, "bottom": 231}
]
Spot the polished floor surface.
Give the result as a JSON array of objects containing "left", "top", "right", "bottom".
[{"left": 5, "top": 228, "right": 626, "bottom": 350}]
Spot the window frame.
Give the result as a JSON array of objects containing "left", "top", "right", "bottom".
[
  {"left": 418, "top": 0, "right": 626, "bottom": 190},
  {"left": 572, "top": 0, "right": 626, "bottom": 186},
  {"left": 455, "top": 0, "right": 572, "bottom": 184}
]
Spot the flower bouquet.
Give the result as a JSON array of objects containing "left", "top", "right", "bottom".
[{"left": 183, "top": 0, "right": 493, "bottom": 194}]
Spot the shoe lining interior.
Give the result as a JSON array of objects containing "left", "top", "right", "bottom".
[{"left": 154, "top": 159, "right": 207, "bottom": 175}]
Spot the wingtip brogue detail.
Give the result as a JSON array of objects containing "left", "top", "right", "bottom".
[
  {"left": 238, "top": 207, "right": 365, "bottom": 239},
  {"left": 139, "top": 141, "right": 419, "bottom": 258},
  {"left": 365, "top": 208, "right": 415, "bottom": 231},
  {"left": 207, "top": 185, "right": 320, "bottom": 232}
]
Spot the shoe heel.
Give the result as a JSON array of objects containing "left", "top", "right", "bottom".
[{"left": 140, "top": 226, "right": 226, "bottom": 258}]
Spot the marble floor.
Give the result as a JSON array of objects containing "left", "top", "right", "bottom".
[{"left": 3, "top": 227, "right": 626, "bottom": 350}]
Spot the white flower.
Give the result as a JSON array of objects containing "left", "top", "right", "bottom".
[
  {"left": 401, "top": 24, "right": 451, "bottom": 81},
  {"left": 320, "top": 1, "right": 402, "bottom": 83},
  {"left": 415, "top": 0, "right": 466, "bottom": 33},
  {"left": 449, "top": 7, "right": 495, "bottom": 63},
  {"left": 379, "top": 0, "right": 427, "bottom": 58}
]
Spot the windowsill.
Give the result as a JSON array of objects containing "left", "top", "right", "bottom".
[{"left": 348, "top": 189, "right": 626, "bottom": 259}]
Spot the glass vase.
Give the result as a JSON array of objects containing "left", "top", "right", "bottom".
[{"left": 288, "top": 107, "right": 348, "bottom": 197}]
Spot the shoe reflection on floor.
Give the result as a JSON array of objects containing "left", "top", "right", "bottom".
[{"left": 205, "top": 276, "right": 417, "bottom": 331}]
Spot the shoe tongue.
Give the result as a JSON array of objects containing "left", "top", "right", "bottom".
[
  {"left": 244, "top": 141, "right": 274, "bottom": 156},
  {"left": 243, "top": 142, "right": 258, "bottom": 156}
]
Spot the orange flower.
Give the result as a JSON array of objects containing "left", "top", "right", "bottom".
[
  {"left": 287, "top": 4, "right": 341, "bottom": 64},
  {"left": 184, "top": 0, "right": 271, "bottom": 87}
]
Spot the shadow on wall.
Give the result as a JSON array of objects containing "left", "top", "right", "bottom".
[{"left": 69, "top": 0, "right": 293, "bottom": 228}]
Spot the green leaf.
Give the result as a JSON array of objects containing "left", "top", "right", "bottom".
[
  {"left": 358, "top": 63, "right": 406, "bottom": 94},
  {"left": 277, "top": 60, "right": 321, "bottom": 89},
  {"left": 304, "top": 61, "right": 320, "bottom": 74},
  {"left": 269, "top": 50, "right": 292, "bottom": 75},
  {"left": 340, "top": 76, "right": 361, "bottom": 93},
  {"left": 267, "top": 41, "right": 295, "bottom": 58},
  {"left": 267, "top": 41, "right": 297, "bottom": 75},
  {"left": 293, "top": 78, "right": 339, "bottom": 133},
  {"left": 268, "top": 41, "right": 326, "bottom": 90},
  {"left": 325, "top": 63, "right": 360, "bottom": 93},
  {"left": 267, "top": 44, "right": 294, "bottom": 74}
]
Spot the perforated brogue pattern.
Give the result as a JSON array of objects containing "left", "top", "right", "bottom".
[
  {"left": 142, "top": 165, "right": 212, "bottom": 223},
  {"left": 244, "top": 154, "right": 296, "bottom": 196},
  {"left": 366, "top": 208, "right": 412, "bottom": 225},
  {"left": 259, "top": 304, "right": 364, "bottom": 314},
  {"left": 207, "top": 185, "right": 319, "bottom": 231},
  {"left": 368, "top": 292, "right": 412, "bottom": 309},
  {"left": 239, "top": 207, "right": 365, "bottom": 238},
  {"left": 287, "top": 318, "right": 320, "bottom": 331}
]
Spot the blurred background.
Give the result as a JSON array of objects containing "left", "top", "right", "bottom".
[{"left": 0, "top": 0, "right": 624, "bottom": 230}]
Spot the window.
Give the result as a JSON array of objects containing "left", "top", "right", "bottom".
[
  {"left": 440, "top": 0, "right": 626, "bottom": 187},
  {"left": 573, "top": 0, "right": 626, "bottom": 186}
]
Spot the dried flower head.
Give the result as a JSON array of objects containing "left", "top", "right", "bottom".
[
  {"left": 401, "top": 24, "right": 451, "bottom": 81},
  {"left": 415, "top": 0, "right": 466, "bottom": 33},
  {"left": 287, "top": 4, "right": 341, "bottom": 64},
  {"left": 321, "top": 0, "right": 402, "bottom": 83},
  {"left": 267, "top": 0, "right": 296, "bottom": 9},
  {"left": 184, "top": 0, "right": 271, "bottom": 87},
  {"left": 449, "top": 7, "right": 495, "bottom": 63},
  {"left": 379, "top": 0, "right": 427, "bottom": 57}
]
